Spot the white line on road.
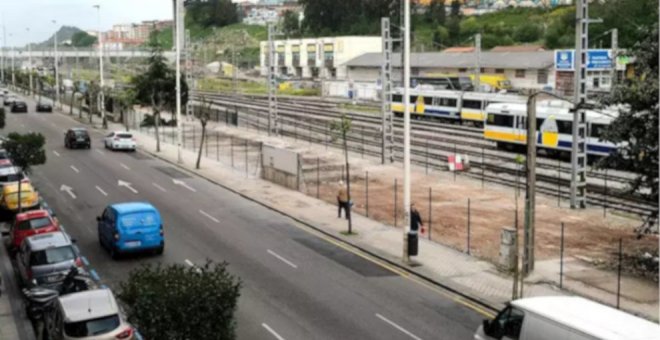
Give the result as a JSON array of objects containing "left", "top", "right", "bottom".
[
  {"left": 70, "top": 165, "right": 80, "bottom": 173},
  {"left": 262, "top": 324, "right": 286, "bottom": 340},
  {"left": 267, "top": 249, "right": 298, "bottom": 269},
  {"left": 120, "top": 163, "right": 130, "bottom": 170},
  {"left": 198, "top": 210, "right": 220, "bottom": 223},
  {"left": 118, "top": 180, "right": 138, "bottom": 194},
  {"left": 53, "top": 150, "right": 60, "bottom": 157},
  {"left": 152, "top": 183, "right": 166, "bottom": 192},
  {"left": 173, "top": 178, "right": 196, "bottom": 192},
  {"left": 95, "top": 149, "right": 104, "bottom": 155},
  {"left": 375, "top": 314, "right": 422, "bottom": 340},
  {"left": 95, "top": 186, "right": 108, "bottom": 196},
  {"left": 184, "top": 259, "right": 195, "bottom": 267}
]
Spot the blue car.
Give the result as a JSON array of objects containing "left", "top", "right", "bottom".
[{"left": 97, "top": 202, "right": 164, "bottom": 259}]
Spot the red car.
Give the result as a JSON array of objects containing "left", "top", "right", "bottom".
[{"left": 9, "top": 210, "right": 60, "bottom": 251}]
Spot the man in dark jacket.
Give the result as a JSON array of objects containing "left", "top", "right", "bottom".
[{"left": 410, "top": 203, "right": 423, "bottom": 233}]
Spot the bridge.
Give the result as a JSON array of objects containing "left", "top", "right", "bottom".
[{"left": 0, "top": 48, "right": 175, "bottom": 61}]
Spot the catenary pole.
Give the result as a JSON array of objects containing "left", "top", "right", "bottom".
[
  {"left": 53, "top": 20, "right": 60, "bottom": 109},
  {"left": 175, "top": 0, "right": 183, "bottom": 163},
  {"left": 402, "top": 0, "right": 411, "bottom": 263}
]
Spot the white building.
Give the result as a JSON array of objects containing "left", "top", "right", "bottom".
[{"left": 260, "top": 36, "right": 382, "bottom": 79}]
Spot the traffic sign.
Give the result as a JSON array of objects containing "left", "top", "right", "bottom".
[{"left": 555, "top": 50, "right": 574, "bottom": 70}]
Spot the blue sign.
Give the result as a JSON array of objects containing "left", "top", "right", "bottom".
[
  {"left": 555, "top": 49, "right": 614, "bottom": 71},
  {"left": 555, "top": 50, "right": 574, "bottom": 70}
]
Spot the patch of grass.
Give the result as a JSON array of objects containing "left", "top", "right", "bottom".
[{"left": 340, "top": 230, "right": 358, "bottom": 236}]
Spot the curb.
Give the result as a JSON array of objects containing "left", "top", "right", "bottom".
[{"left": 140, "top": 145, "right": 500, "bottom": 316}]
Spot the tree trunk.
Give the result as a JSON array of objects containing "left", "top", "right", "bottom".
[
  {"left": 155, "top": 110, "right": 161, "bottom": 153},
  {"left": 69, "top": 92, "right": 75, "bottom": 115},
  {"left": 196, "top": 122, "right": 207, "bottom": 169},
  {"left": 343, "top": 131, "right": 352, "bottom": 234}
]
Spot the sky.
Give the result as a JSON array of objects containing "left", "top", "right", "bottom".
[{"left": 1, "top": 0, "right": 174, "bottom": 47}]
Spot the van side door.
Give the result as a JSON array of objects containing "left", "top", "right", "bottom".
[
  {"left": 482, "top": 306, "right": 525, "bottom": 340},
  {"left": 99, "top": 208, "right": 115, "bottom": 244}
]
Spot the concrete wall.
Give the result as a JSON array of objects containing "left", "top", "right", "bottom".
[{"left": 261, "top": 145, "right": 301, "bottom": 191}]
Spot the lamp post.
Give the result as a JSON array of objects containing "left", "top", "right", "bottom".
[
  {"left": 9, "top": 33, "right": 14, "bottom": 86},
  {"left": 1, "top": 23, "right": 5, "bottom": 84},
  {"left": 26, "top": 28, "right": 33, "bottom": 95},
  {"left": 175, "top": 0, "right": 183, "bottom": 163},
  {"left": 94, "top": 4, "right": 106, "bottom": 128},
  {"left": 402, "top": 0, "right": 412, "bottom": 263},
  {"left": 52, "top": 20, "right": 60, "bottom": 109}
]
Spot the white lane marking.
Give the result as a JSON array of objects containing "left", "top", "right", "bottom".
[
  {"left": 198, "top": 209, "right": 220, "bottom": 223},
  {"left": 185, "top": 259, "right": 195, "bottom": 267},
  {"left": 95, "top": 186, "right": 108, "bottom": 196},
  {"left": 53, "top": 150, "right": 60, "bottom": 157},
  {"left": 120, "top": 163, "right": 130, "bottom": 170},
  {"left": 95, "top": 149, "right": 104, "bottom": 155},
  {"left": 267, "top": 250, "right": 298, "bottom": 269},
  {"left": 375, "top": 314, "right": 423, "bottom": 340},
  {"left": 118, "top": 180, "right": 138, "bottom": 194},
  {"left": 60, "top": 184, "right": 76, "bottom": 199},
  {"left": 173, "top": 178, "right": 196, "bottom": 192},
  {"left": 262, "top": 324, "right": 286, "bottom": 340},
  {"left": 70, "top": 165, "right": 80, "bottom": 173},
  {"left": 152, "top": 183, "right": 166, "bottom": 192}
]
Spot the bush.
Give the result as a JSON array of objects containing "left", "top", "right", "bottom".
[
  {"left": 513, "top": 22, "right": 543, "bottom": 43},
  {"left": 0, "top": 107, "right": 5, "bottom": 129},
  {"left": 140, "top": 114, "right": 168, "bottom": 127}
]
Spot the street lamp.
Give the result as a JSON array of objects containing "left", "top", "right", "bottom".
[
  {"left": 26, "top": 27, "right": 33, "bottom": 95},
  {"left": 94, "top": 4, "right": 106, "bottom": 128},
  {"left": 52, "top": 20, "right": 60, "bottom": 109},
  {"left": 175, "top": 0, "right": 184, "bottom": 163},
  {"left": 402, "top": 0, "right": 413, "bottom": 263},
  {"left": 9, "top": 33, "right": 14, "bottom": 86}
]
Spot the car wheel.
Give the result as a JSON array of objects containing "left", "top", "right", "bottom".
[{"left": 155, "top": 245, "right": 164, "bottom": 255}]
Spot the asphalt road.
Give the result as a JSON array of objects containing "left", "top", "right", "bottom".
[{"left": 4, "top": 93, "right": 484, "bottom": 340}]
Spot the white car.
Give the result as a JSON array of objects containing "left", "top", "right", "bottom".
[
  {"left": 104, "top": 131, "right": 136, "bottom": 151},
  {"left": 45, "top": 289, "right": 136, "bottom": 340}
]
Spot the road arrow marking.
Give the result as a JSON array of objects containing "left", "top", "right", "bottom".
[
  {"left": 95, "top": 186, "right": 108, "bottom": 196},
  {"left": 53, "top": 150, "right": 60, "bottom": 157},
  {"left": 70, "top": 165, "right": 80, "bottom": 173},
  {"left": 173, "top": 179, "right": 196, "bottom": 192},
  {"left": 120, "top": 163, "right": 130, "bottom": 170},
  {"left": 60, "top": 184, "right": 76, "bottom": 199},
  {"left": 118, "top": 180, "right": 138, "bottom": 194},
  {"left": 199, "top": 209, "right": 219, "bottom": 223}
]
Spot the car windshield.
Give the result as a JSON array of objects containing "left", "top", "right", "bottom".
[
  {"left": 0, "top": 173, "right": 23, "bottom": 183},
  {"left": 29, "top": 245, "right": 76, "bottom": 266},
  {"left": 17, "top": 217, "right": 51, "bottom": 231},
  {"left": 74, "top": 131, "right": 88, "bottom": 137},
  {"left": 64, "top": 314, "right": 120, "bottom": 337},
  {"left": 117, "top": 133, "right": 133, "bottom": 139},
  {"left": 120, "top": 212, "right": 157, "bottom": 228}
]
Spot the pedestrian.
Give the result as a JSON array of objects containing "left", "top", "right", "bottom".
[
  {"left": 337, "top": 180, "right": 348, "bottom": 219},
  {"left": 410, "top": 203, "right": 423, "bottom": 233}
]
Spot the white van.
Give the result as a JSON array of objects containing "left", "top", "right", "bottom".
[{"left": 475, "top": 296, "right": 660, "bottom": 340}]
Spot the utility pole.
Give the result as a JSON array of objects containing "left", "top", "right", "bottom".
[
  {"left": 1, "top": 23, "right": 5, "bottom": 84},
  {"left": 523, "top": 94, "right": 537, "bottom": 275},
  {"left": 571, "top": 0, "right": 594, "bottom": 209},
  {"left": 10, "top": 33, "right": 14, "bottom": 86},
  {"left": 53, "top": 20, "right": 60, "bottom": 109},
  {"left": 610, "top": 28, "right": 618, "bottom": 89},
  {"left": 185, "top": 29, "right": 193, "bottom": 121},
  {"left": 402, "top": 0, "right": 412, "bottom": 263},
  {"left": 175, "top": 0, "right": 183, "bottom": 163},
  {"left": 94, "top": 4, "right": 106, "bottom": 128},
  {"left": 267, "top": 23, "right": 278, "bottom": 136},
  {"left": 381, "top": 17, "right": 395, "bottom": 164},
  {"left": 232, "top": 45, "right": 237, "bottom": 95},
  {"left": 26, "top": 28, "right": 33, "bottom": 95},
  {"left": 474, "top": 33, "right": 481, "bottom": 92}
]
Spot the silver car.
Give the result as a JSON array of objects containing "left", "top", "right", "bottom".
[
  {"left": 45, "top": 289, "right": 136, "bottom": 340},
  {"left": 16, "top": 231, "right": 82, "bottom": 288}
]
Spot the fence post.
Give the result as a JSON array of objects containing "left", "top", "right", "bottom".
[
  {"left": 205, "top": 129, "right": 209, "bottom": 157},
  {"left": 325, "top": 123, "right": 329, "bottom": 150},
  {"left": 193, "top": 125, "right": 196, "bottom": 149},
  {"left": 216, "top": 131, "right": 220, "bottom": 161},
  {"left": 425, "top": 140, "right": 429, "bottom": 175},
  {"left": 317, "top": 157, "right": 320, "bottom": 199},
  {"left": 365, "top": 171, "right": 369, "bottom": 218},
  {"left": 295, "top": 120, "right": 298, "bottom": 142},
  {"left": 453, "top": 143, "right": 457, "bottom": 182},
  {"left": 557, "top": 158, "right": 561, "bottom": 207},
  {"left": 309, "top": 124, "right": 312, "bottom": 145},
  {"left": 245, "top": 140, "right": 249, "bottom": 178},
  {"left": 231, "top": 136, "right": 234, "bottom": 168},
  {"left": 560, "top": 222, "right": 565, "bottom": 288},
  {"left": 467, "top": 198, "right": 471, "bottom": 255},
  {"left": 481, "top": 146, "right": 485, "bottom": 189},
  {"left": 616, "top": 238, "right": 623, "bottom": 309},
  {"left": 361, "top": 126, "right": 365, "bottom": 158},
  {"left": 394, "top": 178, "right": 398, "bottom": 227},
  {"left": 428, "top": 187, "right": 432, "bottom": 240},
  {"left": 182, "top": 126, "right": 186, "bottom": 149},
  {"left": 604, "top": 168, "right": 608, "bottom": 217}
]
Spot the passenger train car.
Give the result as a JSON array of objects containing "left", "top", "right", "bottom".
[
  {"left": 483, "top": 102, "right": 617, "bottom": 157},
  {"left": 391, "top": 88, "right": 526, "bottom": 126}
]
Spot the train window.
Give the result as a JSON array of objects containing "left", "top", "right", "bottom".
[
  {"left": 438, "top": 98, "right": 457, "bottom": 107},
  {"left": 556, "top": 120, "right": 573, "bottom": 134},
  {"left": 463, "top": 100, "right": 482, "bottom": 110},
  {"left": 488, "top": 113, "right": 514, "bottom": 127},
  {"left": 424, "top": 97, "right": 433, "bottom": 105},
  {"left": 392, "top": 94, "right": 403, "bottom": 102},
  {"left": 410, "top": 96, "right": 418, "bottom": 103},
  {"left": 591, "top": 124, "right": 607, "bottom": 139},
  {"left": 536, "top": 118, "right": 545, "bottom": 130}
]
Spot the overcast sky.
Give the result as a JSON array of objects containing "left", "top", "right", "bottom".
[{"left": 2, "top": 0, "right": 173, "bottom": 47}]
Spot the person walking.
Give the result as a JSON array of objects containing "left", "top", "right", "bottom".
[
  {"left": 410, "top": 203, "right": 423, "bottom": 234},
  {"left": 337, "top": 180, "right": 349, "bottom": 219}
]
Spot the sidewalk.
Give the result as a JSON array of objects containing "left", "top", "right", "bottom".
[
  {"left": 62, "top": 105, "right": 659, "bottom": 321},
  {"left": 1, "top": 231, "right": 36, "bottom": 340}
]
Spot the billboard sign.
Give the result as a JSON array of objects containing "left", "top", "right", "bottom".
[{"left": 555, "top": 49, "right": 618, "bottom": 71}]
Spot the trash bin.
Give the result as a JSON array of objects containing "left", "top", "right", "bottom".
[{"left": 407, "top": 231, "right": 418, "bottom": 256}]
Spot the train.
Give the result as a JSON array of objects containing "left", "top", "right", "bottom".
[{"left": 483, "top": 102, "right": 618, "bottom": 157}]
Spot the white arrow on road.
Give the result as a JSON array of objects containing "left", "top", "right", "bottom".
[
  {"left": 172, "top": 179, "right": 196, "bottom": 192},
  {"left": 118, "top": 180, "right": 138, "bottom": 194},
  {"left": 60, "top": 185, "right": 76, "bottom": 199}
]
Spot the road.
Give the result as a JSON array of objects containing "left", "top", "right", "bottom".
[{"left": 4, "top": 93, "right": 484, "bottom": 340}]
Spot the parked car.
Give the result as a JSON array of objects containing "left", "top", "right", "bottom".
[
  {"left": 0, "top": 182, "right": 40, "bottom": 212},
  {"left": 475, "top": 296, "right": 660, "bottom": 340},
  {"left": 8, "top": 209, "right": 60, "bottom": 252},
  {"left": 104, "top": 131, "right": 136, "bottom": 151},
  {"left": 16, "top": 231, "right": 82, "bottom": 288},
  {"left": 97, "top": 202, "right": 164, "bottom": 259},
  {"left": 3, "top": 95, "right": 16, "bottom": 106},
  {"left": 0, "top": 166, "right": 29, "bottom": 187},
  {"left": 45, "top": 289, "right": 136, "bottom": 339},
  {"left": 10, "top": 101, "right": 28, "bottom": 113},
  {"left": 36, "top": 101, "right": 53, "bottom": 113},
  {"left": 0, "top": 159, "right": 13, "bottom": 169},
  {"left": 64, "top": 128, "right": 91, "bottom": 149}
]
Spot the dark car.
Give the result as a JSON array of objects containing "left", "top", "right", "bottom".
[
  {"left": 10, "top": 101, "right": 28, "bottom": 113},
  {"left": 36, "top": 102, "right": 53, "bottom": 113},
  {"left": 64, "top": 128, "right": 91, "bottom": 149}
]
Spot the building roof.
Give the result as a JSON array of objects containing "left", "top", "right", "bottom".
[
  {"left": 344, "top": 51, "right": 554, "bottom": 70},
  {"left": 443, "top": 46, "right": 475, "bottom": 53}
]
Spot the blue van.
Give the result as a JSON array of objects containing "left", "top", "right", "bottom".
[{"left": 97, "top": 202, "right": 164, "bottom": 259}]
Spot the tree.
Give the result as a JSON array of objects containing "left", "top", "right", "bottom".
[
  {"left": 118, "top": 261, "right": 241, "bottom": 340},
  {"left": 86, "top": 80, "right": 100, "bottom": 123},
  {"left": 450, "top": 0, "right": 461, "bottom": 17},
  {"left": 299, "top": 0, "right": 396, "bottom": 36},
  {"left": 3, "top": 133, "right": 46, "bottom": 212},
  {"left": 425, "top": 0, "right": 445, "bottom": 26},
  {"left": 184, "top": 0, "right": 239, "bottom": 29},
  {"left": 330, "top": 114, "right": 353, "bottom": 234},
  {"left": 195, "top": 97, "right": 212, "bottom": 169},
  {"left": 513, "top": 22, "right": 542, "bottom": 43},
  {"left": 282, "top": 10, "right": 300, "bottom": 38},
  {"left": 132, "top": 30, "right": 188, "bottom": 152},
  {"left": 0, "top": 107, "right": 5, "bottom": 129},
  {"left": 447, "top": 0, "right": 462, "bottom": 45},
  {"left": 115, "top": 88, "right": 137, "bottom": 131},
  {"left": 71, "top": 31, "right": 97, "bottom": 47},
  {"left": 600, "top": 23, "right": 659, "bottom": 235},
  {"left": 69, "top": 81, "right": 80, "bottom": 116}
]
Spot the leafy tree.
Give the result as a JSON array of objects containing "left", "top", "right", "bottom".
[
  {"left": 71, "top": 31, "right": 97, "bottom": 47},
  {"left": 118, "top": 261, "right": 241, "bottom": 340},
  {"left": 300, "top": 0, "right": 397, "bottom": 36},
  {"left": 86, "top": 80, "right": 100, "bottom": 123},
  {"left": 447, "top": 17, "right": 461, "bottom": 45},
  {"left": 3, "top": 133, "right": 46, "bottom": 212},
  {"left": 69, "top": 81, "right": 80, "bottom": 116},
  {"left": 0, "top": 107, "right": 5, "bottom": 129},
  {"left": 425, "top": 0, "right": 446, "bottom": 25},
  {"left": 132, "top": 31, "right": 188, "bottom": 152},
  {"left": 184, "top": 0, "right": 239, "bottom": 29},
  {"left": 432, "top": 26, "right": 449, "bottom": 49},
  {"left": 282, "top": 10, "right": 300, "bottom": 38},
  {"left": 330, "top": 114, "right": 353, "bottom": 234},
  {"left": 450, "top": 0, "right": 461, "bottom": 17},
  {"left": 513, "top": 22, "right": 542, "bottom": 43},
  {"left": 194, "top": 97, "right": 212, "bottom": 169},
  {"left": 115, "top": 88, "right": 137, "bottom": 131},
  {"left": 600, "top": 23, "right": 658, "bottom": 234}
]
